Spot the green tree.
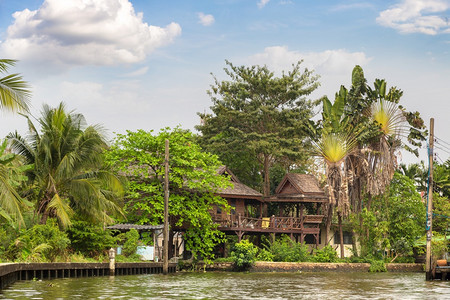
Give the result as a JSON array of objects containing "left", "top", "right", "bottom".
[
  {"left": 8, "top": 102, "right": 124, "bottom": 227},
  {"left": 314, "top": 66, "right": 426, "bottom": 257},
  {"left": 105, "top": 127, "right": 231, "bottom": 262},
  {"left": 354, "top": 172, "right": 426, "bottom": 260},
  {"left": 0, "top": 139, "right": 31, "bottom": 226},
  {"left": 0, "top": 59, "right": 31, "bottom": 113},
  {"left": 197, "top": 60, "right": 320, "bottom": 196}
]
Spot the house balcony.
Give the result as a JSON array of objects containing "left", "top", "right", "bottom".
[{"left": 212, "top": 214, "right": 324, "bottom": 235}]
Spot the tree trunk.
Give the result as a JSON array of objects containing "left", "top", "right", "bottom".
[
  {"left": 40, "top": 211, "right": 49, "bottom": 224},
  {"left": 338, "top": 214, "right": 345, "bottom": 259},
  {"left": 263, "top": 154, "right": 270, "bottom": 197},
  {"left": 324, "top": 203, "right": 333, "bottom": 246}
]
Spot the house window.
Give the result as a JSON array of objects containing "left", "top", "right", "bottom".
[
  {"left": 230, "top": 200, "right": 236, "bottom": 215},
  {"left": 216, "top": 206, "right": 222, "bottom": 214},
  {"left": 334, "top": 231, "right": 353, "bottom": 245}
]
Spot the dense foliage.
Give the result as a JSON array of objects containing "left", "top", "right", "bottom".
[
  {"left": 67, "top": 220, "right": 117, "bottom": 257},
  {"left": 8, "top": 103, "right": 124, "bottom": 227},
  {"left": 231, "top": 239, "right": 258, "bottom": 271},
  {"left": 197, "top": 60, "right": 319, "bottom": 195},
  {"left": 0, "top": 58, "right": 446, "bottom": 267},
  {"left": 106, "top": 127, "right": 231, "bottom": 262},
  {"left": 6, "top": 220, "right": 70, "bottom": 262},
  {"left": 353, "top": 172, "right": 426, "bottom": 261}
]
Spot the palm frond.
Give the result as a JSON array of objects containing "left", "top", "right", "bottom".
[
  {"left": 313, "top": 132, "right": 357, "bottom": 164},
  {"left": 47, "top": 193, "right": 73, "bottom": 228},
  {"left": 0, "top": 59, "right": 31, "bottom": 113}
]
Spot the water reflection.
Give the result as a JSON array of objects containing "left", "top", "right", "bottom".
[{"left": 1, "top": 272, "right": 449, "bottom": 299}]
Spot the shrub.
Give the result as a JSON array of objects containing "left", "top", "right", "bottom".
[
  {"left": 214, "top": 257, "right": 234, "bottom": 263},
  {"left": 67, "top": 220, "right": 117, "bottom": 257},
  {"left": 231, "top": 240, "right": 258, "bottom": 271},
  {"left": 369, "top": 260, "right": 387, "bottom": 272},
  {"left": 122, "top": 229, "right": 140, "bottom": 257},
  {"left": 257, "top": 248, "right": 274, "bottom": 262},
  {"left": 270, "top": 235, "right": 310, "bottom": 262},
  {"left": 7, "top": 220, "right": 70, "bottom": 262},
  {"left": 313, "top": 245, "right": 339, "bottom": 262}
]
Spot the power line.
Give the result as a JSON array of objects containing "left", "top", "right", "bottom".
[
  {"left": 435, "top": 135, "right": 450, "bottom": 147},
  {"left": 435, "top": 153, "right": 445, "bottom": 164},
  {"left": 435, "top": 145, "right": 450, "bottom": 155},
  {"left": 435, "top": 139, "right": 450, "bottom": 152}
]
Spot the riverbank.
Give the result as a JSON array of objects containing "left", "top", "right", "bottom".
[
  {"left": 196, "top": 261, "right": 424, "bottom": 272},
  {"left": 0, "top": 262, "right": 177, "bottom": 290}
]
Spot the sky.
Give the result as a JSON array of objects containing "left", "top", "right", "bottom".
[{"left": 0, "top": 0, "right": 449, "bottom": 165}]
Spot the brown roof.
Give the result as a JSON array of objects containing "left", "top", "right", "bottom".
[
  {"left": 217, "top": 166, "right": 263, "bottom": 201},
  {"left": 216, "top": 166, "right": 241, "bottom": 183},
  {"left": 275, "top": 173, "right": 325, "bottom": 195},
  {"left": 266, "top": 173, "right": 327, "bottom": 203}
]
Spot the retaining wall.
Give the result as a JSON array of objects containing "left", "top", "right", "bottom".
[
  {"left": 201, "top": 261, "right": 424, "bottom": 272},
  {"left": 0, "top": 262, "right": 177, "bottom": 290}
]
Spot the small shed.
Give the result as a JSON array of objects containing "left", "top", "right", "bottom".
[{"left": 107, "top": 224, "right": 164, "bottom": 260}]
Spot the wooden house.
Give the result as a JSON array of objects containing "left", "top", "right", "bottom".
[
  {"left": 265, "top": 173, "right": 328, "bottom": 246},
  {"left": 212, "top": 169, "right": 328, "bottom": 247},
  {"left": 211, "top": 166, "right": 264, "bottom": 227}
]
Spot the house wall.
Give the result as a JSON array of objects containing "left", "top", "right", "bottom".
[
  {"left": 318, "top": 227, "right": 360, "bottom": 258},
  {"left": 278, "top": 183, "right": 297, "bottom": 195}
]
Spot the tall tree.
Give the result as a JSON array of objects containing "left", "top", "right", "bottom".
[
  {"left": 8, "top": 102, "right": 124, "bottom": 227},
  {"left": 197, "top": 60, "right": 320, "bottom": 196},
  {"left": 105, "top": 127, "right": 231, "bottom": 262},
  {"left": 0, "top": 139, "right": 31, "bottom": 226},
  {"left": 0, "top": 59, "right": 31, "bottom": 113},
  {"left": 313, "top": 66, "right": 427, "bottom": 257}
]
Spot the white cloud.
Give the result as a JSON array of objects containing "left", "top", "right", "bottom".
[
  {"left": 0, "top": 0, "right": 181, "bottom": 68},
  {"left": 377, "top": 0, "right": 450, "bottom": 35},
  {"left": 248, "top": 46, "right": 370, "bottom": 75},
  {"left": 257, "top": 0, "right": 270, "bottom": 9},
  {"left": 247, "top": 46, "right": 371, "bottom": 100},
  {"left": 197, "top": 12, "right": 215, "bottom": 26}
]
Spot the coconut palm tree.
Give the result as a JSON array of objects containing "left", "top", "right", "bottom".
[
  {"left": 0, "top": 139, "right": 31, "bottom": 226},
  {"left": 8, "top": 102, "right": 124, "bottom": 227},
  {"left": 0, "top": 59, "right": 31, "bottom": 113}
]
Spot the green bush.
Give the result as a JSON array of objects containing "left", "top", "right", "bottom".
[
  {"left": 67, "top": 220, "right": 117, "bottom": 257},
  {"left": 122, "top": 229, "right": 140, "bottom": 257},
  {"left": 7, "top": 220, "right": 70, "bottom": 262},
  {"left": 313, "top": 245, "right": 339, "bottom": 262},
  {"left": 231, "top": 240, "right": 258, "bottom": 271},
  {"left": 256, "top": 248, "right": 274, "bottom": 261},
  {"left": 214, "top": 257, "right": 234, "bottom": 263},
  {"left": 270, "top": 235, "right": 310, "bottom": 262},
  {"left": 369, "top": 260, "right": 387, "bottom": 272}
]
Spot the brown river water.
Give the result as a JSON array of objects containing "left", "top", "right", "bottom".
[{"left": 1, "top": 271, "right": 449, "bottom": 299}]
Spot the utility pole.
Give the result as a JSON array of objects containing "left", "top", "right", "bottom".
[
  {"left": 425, "top": 118, "right": 434, "bottom": 280},
  {"left": 163, "top": 139, "right": 169, "bottom": 275}
]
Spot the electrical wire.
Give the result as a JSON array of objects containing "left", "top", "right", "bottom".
[
  {"left": 435, "top": 136, "right": 450, "bottom": 147},
  {"left": 435, "top": 139, "right": 450, "bottom": 152},
  {"left": 435, "top": 145, "right": 450, "bottom": 155}
]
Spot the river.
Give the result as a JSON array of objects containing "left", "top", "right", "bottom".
[{"left": 1, "top": 272, "right": 449, "bottom": 299}]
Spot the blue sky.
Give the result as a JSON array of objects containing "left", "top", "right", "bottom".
[{"left": 0, "top": 0, "right": 449, "bottom": 164}]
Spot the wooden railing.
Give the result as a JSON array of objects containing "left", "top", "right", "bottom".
[{"left": 213, "top": 214, "right": 324, "bottom": 231}]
